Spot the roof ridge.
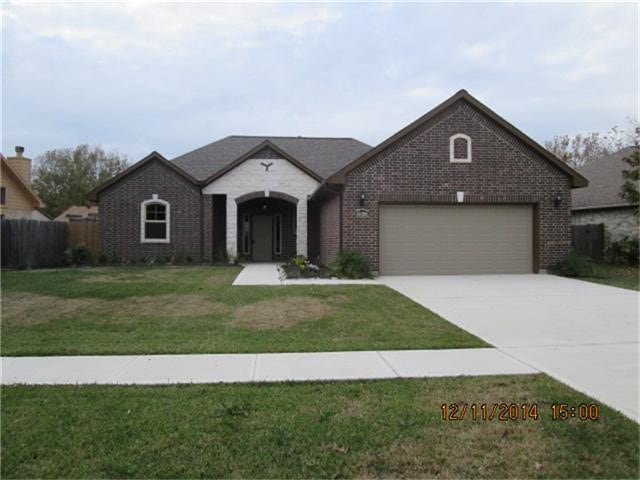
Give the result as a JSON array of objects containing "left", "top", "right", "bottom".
[{"left": 228, "top": 135, "right": 362, "bottom": 141}]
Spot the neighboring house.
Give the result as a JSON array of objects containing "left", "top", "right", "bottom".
[
  {"left": 90, "top": 90, "right": 587, "bottom": 274},
  {"left": 0, "top": 147, "right": 48, "bottom": 221},
  {"left": 55, "top": 205, "right": 98, "bottom": 223},
  {"left": 572, "top": 147, "right": 639, "bottom": 244}
]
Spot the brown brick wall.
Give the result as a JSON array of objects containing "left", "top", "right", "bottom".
[
  {"left": 319, "top": 193, "right": 341, "bottom": 266},
  {"left": 341, "top": 99, "right": 572, "bottom": 272},
  {"left": 99, "top": 159, "right": 207, "bottom": 261}
]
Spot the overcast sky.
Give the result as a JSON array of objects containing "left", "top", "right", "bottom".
[{"left": 2, "top": 1, "right": 638, "bottom": 162}]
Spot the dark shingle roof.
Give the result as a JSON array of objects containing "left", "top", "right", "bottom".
[
  {"left": 172, "top": 136, "right": 372, "bottom": 181},
  {"left": 572, "top": 147, "right": 638, "bottom": 210}
]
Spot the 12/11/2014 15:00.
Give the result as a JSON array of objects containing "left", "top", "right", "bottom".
[{"left": 441, "top": 403, "right": 601, "bottom": 421}]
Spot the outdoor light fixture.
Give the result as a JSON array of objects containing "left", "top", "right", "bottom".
[
  {"left": 359, "top": 193, "right": 366, "bottom": 206},
  {"left": 554, "top": 193, "right": 563, "bottom": 208}
]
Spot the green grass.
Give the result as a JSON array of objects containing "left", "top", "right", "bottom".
[
  {"left": 579, "top": 263, "right": 640, "bottom": 291},
  {"left": 0, "top": 266, "right": 486, "bottom": 356},
  {"left": 2, "top": 375, "right": 638, "bottom": 479}
]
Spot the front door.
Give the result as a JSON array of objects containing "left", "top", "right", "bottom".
[{"left": 252, "top": 215, "right": 273, "bottom": 261}]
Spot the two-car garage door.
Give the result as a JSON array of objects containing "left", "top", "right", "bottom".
[{"left": 379, "top": 204, "right": 533, "bottom": 275}]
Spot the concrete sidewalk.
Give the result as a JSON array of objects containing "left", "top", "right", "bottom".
[{"left": 1, "top": 348, "right": 537, "bottom": 385}]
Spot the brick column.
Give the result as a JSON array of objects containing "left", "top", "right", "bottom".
[
  {"left": 296, "top": 198, "right": 308, "bottom": 257},
  {"left": 202, "top": 194, "right": 213, "bottom": 262},
  {"left": 226, "top": 197, "right": 237, "bottom": 259}
]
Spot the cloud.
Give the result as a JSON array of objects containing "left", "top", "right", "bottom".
[{"left": 1, "top": 2, "right": 637, "bottom": 160}]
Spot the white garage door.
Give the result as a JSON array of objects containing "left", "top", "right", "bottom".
[{"left": 379, "top": 204, "right": 533, "bottom": 275}]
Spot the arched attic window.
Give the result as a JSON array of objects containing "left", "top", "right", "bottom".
[
  {"left": 140, "top": 195, "right": 170, "bottom": 243},
  {"left": 449, "top": 133, "right": 472, "bottom": 163}
]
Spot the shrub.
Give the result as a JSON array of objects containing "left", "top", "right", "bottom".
[
  {"left": 213, "top": 248, "right": 229, "bottom": 264},
  {"left": 64, "top": 244, "right": 94, "bottom": 267},
  {"left": 173, "top": 251, "right": 186, "bottom": 265},
  {"left": 154, "top": 256, "right": 168, "bottom": 266},
  {"left": 549, "top": 252, "right": 594, "bottom": 277},
  {"left": 282, "top": 256, "right": 321, "bottom": 279},
  {"left": 606, "top": 236, "right": 639, "bottom": 266},
  {"left": 330, "top": 250, "right": 371, "bottom": 279},
  {"left": 97, "top": 252, "right": 109, "bottom": 266}
]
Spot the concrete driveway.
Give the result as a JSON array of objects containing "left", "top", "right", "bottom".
[{"left": 380, "top": 274, "right": 639, "bottom": 422}]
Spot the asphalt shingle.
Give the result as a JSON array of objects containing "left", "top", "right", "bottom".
[
  {"left": 572, "top": 147, "right": 637, "bottom": 209},
  {"left": 172, "top": 136, "right": 372, "bottom": 181}
]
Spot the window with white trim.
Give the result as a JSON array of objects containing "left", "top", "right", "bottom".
[
  {"left": 141, "top": 196, "right": 170, "bottom": 243},
  {"left": 449, "top": 133, "right": 472, "bottom": 163}
]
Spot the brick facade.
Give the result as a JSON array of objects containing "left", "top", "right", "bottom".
[
  {"left": 318, "top": 193, "right": 341, "bottom": 266},
  {"left": 99, "top": 159, "right": 207, "bottom": 261},
  {"left": 340, "top": 99, "right": 572, "bottom": 272}
]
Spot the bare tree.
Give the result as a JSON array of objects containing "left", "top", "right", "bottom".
[{"left": 545, "top": 124, "right": 628, "bottom": 168}]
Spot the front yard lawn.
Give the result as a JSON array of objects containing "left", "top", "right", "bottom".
[
  {"left": 1, "top": 266, "right": 486, "bottom": 356},
  {"left": 580, "top": 263, "right": 639, "bottom": 291},
  {"left": 2, "top": 375, "right": 638, "bottom": 479}
]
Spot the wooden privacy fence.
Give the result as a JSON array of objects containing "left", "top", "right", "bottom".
[
  {"left": 572, "top": 223, "right": 604, "bottom": 262},
  {"left": 1, "top": 219, "right": 99, "bottom": 269},
  {"left": 1, "top": 219, "right": 67, "bottom": 268},
  {"left": 67, "top": 222, "right": 99, "bottom": 252}
]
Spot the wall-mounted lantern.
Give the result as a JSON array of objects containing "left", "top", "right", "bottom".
[
  {"left": 554, "top": 193, "right": 563, "bottom": 208},
  {"left": 359, "top": 192, "right": 366, "bottom": 206}
]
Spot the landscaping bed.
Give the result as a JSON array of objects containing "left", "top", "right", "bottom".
[
  {"left": 2, "top": 375, "right": 638, "bottom": 479},
  {"left": 0, "top": 266, "right": 485, "bottom": 356}
]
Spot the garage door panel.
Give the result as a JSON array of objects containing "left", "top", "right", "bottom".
[{"left": 379, "top": 205, "right": 533, "bottom": 275}]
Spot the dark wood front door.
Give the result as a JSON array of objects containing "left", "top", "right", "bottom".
[{"left": 252, "top": 215, "right": 273, "bottom": 261}]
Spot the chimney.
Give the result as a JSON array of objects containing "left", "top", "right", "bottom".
[{"left": 6, "top": 146, "right": 32, "bottom": 186}]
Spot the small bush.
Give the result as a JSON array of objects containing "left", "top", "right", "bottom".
[
  {"left": 172, "top": 252, "right": 186, "bottom": 265},
  {"left": 64, "top": 245, "right": 94, "bottom": 267},
  {"left": 213, "top": 248, "right": 229, "bottom": 264},
  {"left": 330, "top": 250, "right": 371, "bottom": 279},
  {"left": 606, "top": 236, "right": 639, "bottom": 266},
  {"left": 281, "top": 256, "right": 321, "bottom": 279},
  {"left": 549, "top": 252, "right": 594, "bottom": 277},
  {"left": 97, "top": 253, "right": 109, "bottom": 266},
  {"left": 153, "top": 256, "right": 168, "bottom": 266}
]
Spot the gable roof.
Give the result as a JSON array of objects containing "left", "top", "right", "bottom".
[
  {"left": 87, "top": 151, "right": 199, "bottom": 201},
  {"left": 325, "top": 89, "right": 588, "bottom": 188},
  {"left": 172, "top": 136, "right": 371, "bottom": 181},
  {"left": 572, "top": 147, "right": 638, "bottom": 210},
  {"left": 54, "top": 205, "right": 99, "bottom": 222},
  {"left": 202, "top": 140, "right": 324, "bottom": 184},
  {"left": 0, "top": 156, "right": 44, "bottom": 207}
]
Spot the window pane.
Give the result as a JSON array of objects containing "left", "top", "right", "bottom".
[
  {"left": 454, "top": 138, "right": 468, "bottom": 159},
  {"left": 145, "top": 222, "right": 167, "bottom": 239},
  {"left": 146, "top": 203, "right": 166, "bottom": 220}
]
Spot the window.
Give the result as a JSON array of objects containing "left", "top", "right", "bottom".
[
  {"left": 0, "top": 187, "right": 5, "bottom": 205},
  {"left": 449, "top": 133, "right": 472, "bottom": 163},
  {"left": 140, "top": 195, "right": 170, "bottom": 243},
  {"left": 242, "top": 215, "right": 250, "bottom": 255},
  {"left": 274, "top": 214, "right": 282, "bottom": 255}
]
